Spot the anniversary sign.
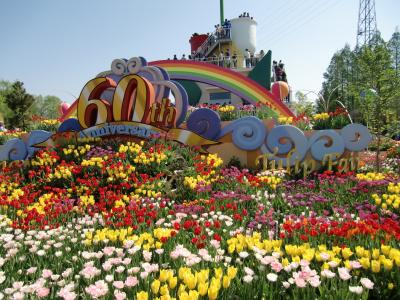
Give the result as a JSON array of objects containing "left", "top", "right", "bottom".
[{"left": 0, "top": 56, "right": 372, "bottom": 176}]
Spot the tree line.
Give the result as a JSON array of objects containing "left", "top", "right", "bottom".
[
  {"left": 318, "top": 29, "right": 400, "bottom": 139},
  {"left": 290, "top": 29, "right": 400, "bottom": 172},
  {"left": 0, "top": 80, "right": 62, "bottom": 130}
]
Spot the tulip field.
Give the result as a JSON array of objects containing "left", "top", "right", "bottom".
[{"left": 0, "top": 137, "right": 399, "bottom": 299}]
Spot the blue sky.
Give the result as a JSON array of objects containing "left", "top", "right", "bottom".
[{"left": 0, "top": 0, "right": 399, "bottom": 103}]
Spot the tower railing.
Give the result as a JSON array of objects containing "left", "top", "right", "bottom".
[
  {"left": 194, "top": 28, "right": 232, "bottom": 58},
  {"left": 181, "top": 54, "right": 264, "bottom": 69}
]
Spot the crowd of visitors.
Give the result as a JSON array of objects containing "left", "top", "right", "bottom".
[
  {"left": 238, "top": 12, "right": 253, "bottom": 19},
  {"left": 273, "top": 60, "right": 287, "bottom": 82},
  {"left": 215, "top": 19, "right": 231, "bottom": 39},
  {"left": 169, "top": 48, "right": 265, "bottom": 69}
]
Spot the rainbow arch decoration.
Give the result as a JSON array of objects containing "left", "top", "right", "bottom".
[
  {"left": 61, "top": 60, "right": 294, "bottom": 120},
  {"left": 149, "top": 60, "right": 294, "bottom": 117}
]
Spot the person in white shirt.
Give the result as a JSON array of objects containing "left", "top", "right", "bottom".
[
  {"left": 219, "top": 52, "right": 224, "bottom": 67},
  {"left": 225, "top": 49, "right": 231, "bottom": 68},
  {"left": 245, "top": 49, "right": 251, "bottom": 68}
]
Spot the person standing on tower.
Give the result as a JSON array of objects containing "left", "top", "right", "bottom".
[
  {"left": 245, "top": 49, "right": 251, "bottom": 68},
  {"left": 232, "top": 52, "right": 237, "bottom": 68},
  {"left": 225, "top": 49, "right": 231, "bottom": 68},
  {"left": 219, "top": 52, "right": 224, "bottom": 67}
]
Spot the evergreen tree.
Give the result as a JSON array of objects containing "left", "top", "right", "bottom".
[
  {"left": 0, "top": 80, "right": 12, "bottom": 123},
  {"left": 388, "top": 27, "right": 400, "bottom": 77},
  {"left": 4, "top": 81, "right": 35, "bottom": 130},
  {"left": 388, "top": 28, "right": 400, "bottom": 135},
  {"left": 318, "top": 44, "right": 356, "bottom": 115}
]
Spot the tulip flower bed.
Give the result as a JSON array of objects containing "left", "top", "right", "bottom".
[{"left": 0, "top": 139, "right": 399, "bottom": 300}]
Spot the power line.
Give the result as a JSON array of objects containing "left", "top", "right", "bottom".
[
  {"left": 257, "top": 0, "right": 309, "bottom": 32},
  {"left": 258, "top": 0, "right": 341, "bottom": 47},
  {"left": 257, "top": 0, "right": 319, "bottom": 43},
  {"left": 259, "top": 0, "right": 345, "bottom": 48}
]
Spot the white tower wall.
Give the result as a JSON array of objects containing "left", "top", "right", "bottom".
[{"left": 230, "top": 17, "right": 257, "bottom": 55}]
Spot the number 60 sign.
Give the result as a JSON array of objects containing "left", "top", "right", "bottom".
[{"left": 77, "top": 74, "right": 186, "bottom": 129}]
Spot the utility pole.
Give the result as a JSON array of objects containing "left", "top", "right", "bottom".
[
  {"left": 356, "top": 0, "right": 378, "bottom": 47},
  {"left": 220, "top": 0, "right": 224, "bottom": 25}
]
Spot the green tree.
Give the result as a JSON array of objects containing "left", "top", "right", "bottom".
[
  {"left": 320, "top": 32, "right": 400, "bottom": 171},
  {"left": 354, "top": 34, "right": 400, "bottom": 171},
  {"left": 318, "top": 44, "right": 356, "bottom": 115},
  {"left": 293, "top": 91, "right": 315, "bottom": 116},
  {"left": 4, "top": 81, "right": 35, "bottom": 130},
  {"left": 31, "top": 95, "right": 62, "bottom": 119},
  {"left": 388, "top": 27, "right": 400, "bottom": 77},
  {"left": 0, "top": 80, "right": 13, "bottom": 123},
  {"left": 388, "top": 28, "right": 400, "bottom": 131}
]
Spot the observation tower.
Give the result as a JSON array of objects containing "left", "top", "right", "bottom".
[{"left": 181, "top": 0, "right": 290, "bottom": 106}]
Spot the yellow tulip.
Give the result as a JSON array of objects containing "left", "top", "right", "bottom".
[
  {"left": 160, "top": 269, "right": 172, "bottom": 282},
  {"left": 178, "top": 284, "right": 186, "bottom": 295},
  {"left": 344, "top": 260, "right": 351, "bottom": 270},
  {"left": 383, "top": 258, "right": 393, "bottom": 271},
  {"left": 136, "top": 291, "right": 149, "bottom": 300},
  {"left": 359, "top": 257, "right": 370, "bottom": 269},
  {"left": 222, "top": 275, "right": 231, "bottom": 289},
  {"left": 371, "top": 260, "right": 381, "bottom": 273},
  {"left": 188, "top": 290, "right": 199, "bottom": 300},
  {"left": 207, "top": 286, "right": 219, "bottom": 300},
  {"left": 151, "top": 280, "right": 161, "bottom": 294},
  {"left": 292, "top": 256, "right": 301, "bottom": 263},
  {"left": 196, "top": 270, "right": 209, "bottom": 284},
  {"left": 160, "top": 284, "right": 169, "bottom": 296},
  {"left": 372, "top": 248, "right": 380, "bottom": 260},
  {"left": 355, "top": 246, "right": 365, "bottom": 257},
  {"left": 381, "top": 245, "right": 391, "bottom": 256},
  {"left": 185, "top": 274, "right": 197, "bottom": 290},
  {"left": 179, "top": 268, "right": 190, "bottom": 280},
  {"left": 214, "top": 268, "right": 223, "bottom": 279},
  {"left": 341, "top": 248, "right": 353, "bottom": 260},
  {"left": 227, "top": 266, "right": 237, "bottom": 279},
  {"left": 168, "top": 276, "right": 178, "bottom": 289},
  {"left": 281, "top": 258, "right": 289, "bottom": 267},
  {"left": 178, "top": 291, "right": 189, "bottom": 300},
  {"left": 198, "top": 282, "right": 209, "bottom": 296}
]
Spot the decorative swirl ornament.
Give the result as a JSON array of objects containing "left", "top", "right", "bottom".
[
  {"left": 111, "top": 58, "right": 128, "bottom": 75},
  {"left": 27, "top": 130, "right": 53, "bottom": 157},
  {"left": 308, "top": 130, "right": 344, "bottom": 161},
  {"left": 219, "top": 116, "right": 266, "bottom": 150},
  {"left": 58, "top": 118, "right": 82, "bottom": 133},
  {"left": 139, "top": 66, "right": 170, "bottom": 103},
  {"left": 0, "top": 138, "right": 28, "bottom": 161},
  {"left": 341, "top": 123, "right": 372, "bottom": 151},
  {"left": 170, "top": 81, "right": 188, "bottom": 126},
  {"left": 127, "top": 57, "right": 146, "bottom": 74},
  {"left": 186, "top": 108, "right": 221, "bottom": 140},
  {"left": 262, "top": 125, "right": 308, "bottom": 166}
]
